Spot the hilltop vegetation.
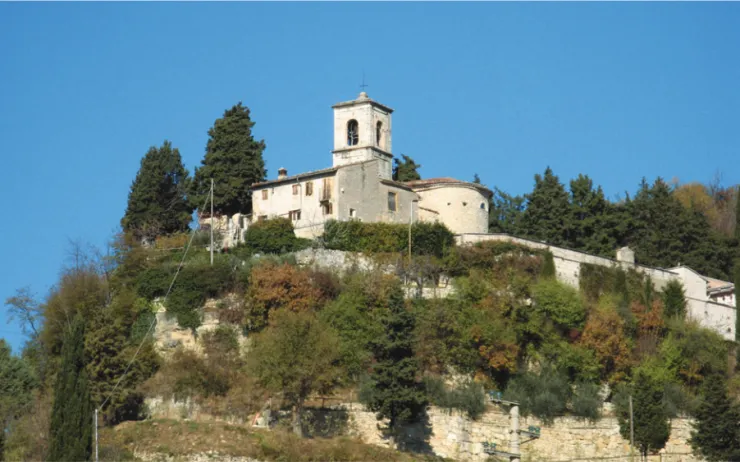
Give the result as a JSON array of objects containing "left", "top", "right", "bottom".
[{"left": 2, "top": 100, "right": 740, "bottom": 460}]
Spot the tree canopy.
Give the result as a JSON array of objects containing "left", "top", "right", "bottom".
[
  {"left": 392, "top": 155, "right": 421, "bottom": 182},
  {"left": 192, "top": 102, "right": 267, "bottom": 216},
  {"left": 121, "top": 141, "right": 193, "bottom": 242}
]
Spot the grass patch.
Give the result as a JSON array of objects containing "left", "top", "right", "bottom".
[{"left": 100, "top": 419, "right": 444, "bottom": 461}]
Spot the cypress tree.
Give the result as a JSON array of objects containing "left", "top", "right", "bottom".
[
  {"left": 48, "top": 315, "right": 92, "bottom": 462},
  {"left": 662, "top": 280, "right": 687, "bottom": 320},
  {"left": 617, "top": 370, "right": 670, "bottom": 458},
  {"left": 363, "top": 285, "right": 427, "bottom": 437},
  {"left": 121, "top": 141, "right": 193, "bottom": 242},
  {"left": 392, "top": 155, "right": 421, "bottom": 182},
  {"left": 192, "top": 102, "right": 267, "bottom": 216},
  {"left": 541, "top": 251, "right": 556, "bottom": 279},
  {"left": 690, "top": 374, "right": 740, "bottom": 461}
]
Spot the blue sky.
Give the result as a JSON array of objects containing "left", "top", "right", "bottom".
[{"left": 1, "top": 3, "right": 739, "bottom": 352}]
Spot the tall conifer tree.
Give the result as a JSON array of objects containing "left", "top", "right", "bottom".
[
  {"left": 192, "top": 102, "right": 266, "bottom": 216},
  {"left": 121, "top": 141, "right": 193, "bottom": 242},
  {"left": 48, "top": 315, "right": 92, "bottom": 462},
  {"left": 363, "top": 285, "right": 427, "bottom": 437},
  {"left": 392, "top": 155, "right": 421, "bottom": 182},
  {"left": 519, "top": 167, "right": 572, "bottom": 246},
  {"left": 691, "top": 374, "right": 740, "bottom": 461}
]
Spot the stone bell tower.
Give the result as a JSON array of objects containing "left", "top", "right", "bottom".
[{"left": 331, "top": 91, "right": 393, "bottom": 179}]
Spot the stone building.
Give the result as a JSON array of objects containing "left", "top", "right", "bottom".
[{"left": 205, "top": 91, "right": 492, "bottom": 243}]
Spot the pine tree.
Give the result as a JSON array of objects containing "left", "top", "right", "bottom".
[
  {"left": 568, "top": 174, "right": 618, "bottom": 256},
  {"left": 121, "top": 141, "right": 193, "bottom": 242},
  {"left": 48, "top": 315, "right": 92, "bottom": 462},
  {"left": 392, "top": 155, "right": 421, "bottom": 182},
  {"left": 519, "top": 167, "right": 572, "bottom": 246},
  {"left": 488, "top": 188, "right": 525, "bottom": 234},
  {"left": 690, "top": 374, "right": 740, "bottom": 461},
  {"left": 192, "top": 102, "right": 267, "bottom": 216},
  {"left": 362, "top": 285, "right": 427, "bottom": 436},
  {"left": 472, "top": 173, "right": 481, "bottom": 184}
]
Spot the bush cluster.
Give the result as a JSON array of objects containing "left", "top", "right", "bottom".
[{"left": 323, "top": 220, "right": 454, "bottom": 258}]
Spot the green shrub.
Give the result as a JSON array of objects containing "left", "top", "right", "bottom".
[
  {"left": 165, "top": 255, "right": 237, "bottom": 330},
  {"left": 532, "top": 279, "right": 586, "bottom": 333},
  {"left": 504, "top": 363, "right": 570, "bottom": 425},
  {"left": 443, "top": 241, "right": 545, "bottom": 277},
  {"left": 130, "top": 299, "right": 156, "bottom": 343},
  {"left": 424, "top": 376, "right": 487, "bottom": 420},
  {"left": 241, "top": 218, "right": 299, "bottom": 255},
  {"left": 322, "top": 220, "right": 454, "bottom": 258},
  {"left": 135, "top": 265, "right": 175, "bottom": 300},
  {"left": 571, "top": 381, "right": 602, "bottom": 423}
]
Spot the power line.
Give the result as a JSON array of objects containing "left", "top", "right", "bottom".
[{"left": 98, "top": 191, "right": 211, "bottom": 411}]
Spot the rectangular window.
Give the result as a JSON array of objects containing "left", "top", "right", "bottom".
[
  {"left": 292, "top": 184, "right": 300, "bottom": 195},
  {"left": 261, "top": 190, "right": 268, "bottom": 200},
  {"left": 306, "top": 181, "right": 313, "bottom": 196},
  {"left": 388, "top": 192, "right": 397, "bottom": 212},
  {"left": 289, "top": 210, "right": 301, "bottom": 221},
  {"left": 322, "top": 203, "right": 333, "bottom": 216},
  {"left": 349, "top": 208, "right": 356, "bottom": 218}
]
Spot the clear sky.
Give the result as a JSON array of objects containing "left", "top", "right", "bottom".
[{"left": 1, "top": 3, "right": 739, "bottom": 352}]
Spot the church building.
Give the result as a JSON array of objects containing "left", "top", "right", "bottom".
[{"left": 243, "top": 91, "right": 492, "bottom": 240}]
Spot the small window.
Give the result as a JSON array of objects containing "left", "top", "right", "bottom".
[
  {"left": 480, "top": 203, "right": 486, "bottom": 210},
  {"left": 261, "top": 190, "right": 268, "bottom": 200},
  {"left": 376, "top": 121, "right": 382, "bottom": 147},
  {"left": 347, "top": 119, "right": 359, "bottom": 146},
  {"left": 388, "top": 192, "right": 397, "bottom": 212},
  {"left": 306, "top": 181, "right": 313, "bottom": 196},
  {"left": 349, "top": 208, "right": 356, "bottom": 218},
  {"left": 289, "top": 210, "right": 301, "bottom": 221},
  {"left": 322, "top": 202, "right": 333, "bottom": 216},
  {"left": 463, "top": 202, "right": 468, "bottom": 207},
  {"left": 292, "top": 184, "right": 300, "bottom": 195}
]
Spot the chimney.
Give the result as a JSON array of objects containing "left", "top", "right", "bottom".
[
  {"left": 616, "top": 246, "right": 635, "bottom": 265},
  {"left": 277, "top": 167, "right": 288, "bottom": 180}
]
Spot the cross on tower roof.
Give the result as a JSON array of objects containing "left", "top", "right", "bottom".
[{"left": 360, "top": 72, "right": 368, "bottom": 91}]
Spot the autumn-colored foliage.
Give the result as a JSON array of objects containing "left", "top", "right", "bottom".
[
  {"left": 244, "top": 262, "right": 326, "bottom": 331},
  {"left": 579, "top": 297, "right": 632, "bottom": 383}
]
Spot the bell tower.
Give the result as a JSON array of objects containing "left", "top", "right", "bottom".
[{"left": 331, "top": 91, "right": 393, "bottom": 179}]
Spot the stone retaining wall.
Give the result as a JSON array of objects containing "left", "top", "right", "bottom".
[{"left": 145, "top": 397, "right": 699, "bottom": 461}]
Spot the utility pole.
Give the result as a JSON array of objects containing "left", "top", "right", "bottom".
[
  {"left": 210, "top": 178, "right": 214, "bottom": 266},
  {"left": 485, "top": 392, "right": 539, "bottom": 461},
  {"left": 510, "top": 403, "right": 520, "bottom": 462},
  {"left": 629, "top": 394, "right": 635, "bottom": 460},
  {"left": 408, "top": 211, "right": 412, "bottom": 267},
  {"left": 94, "top": 408, "right": 99, "bottom": 462}
]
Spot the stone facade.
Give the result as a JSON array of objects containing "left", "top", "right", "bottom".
[{"left": 210, "top": 91, "right": 491, "bottom": 242}]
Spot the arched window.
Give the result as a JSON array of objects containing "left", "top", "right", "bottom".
[
  {"left": 376, "top": 121, "right": 383, "bottom": 147},
  {"left": 347, "top": 119, "right": 359, "bottom": 146}
]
